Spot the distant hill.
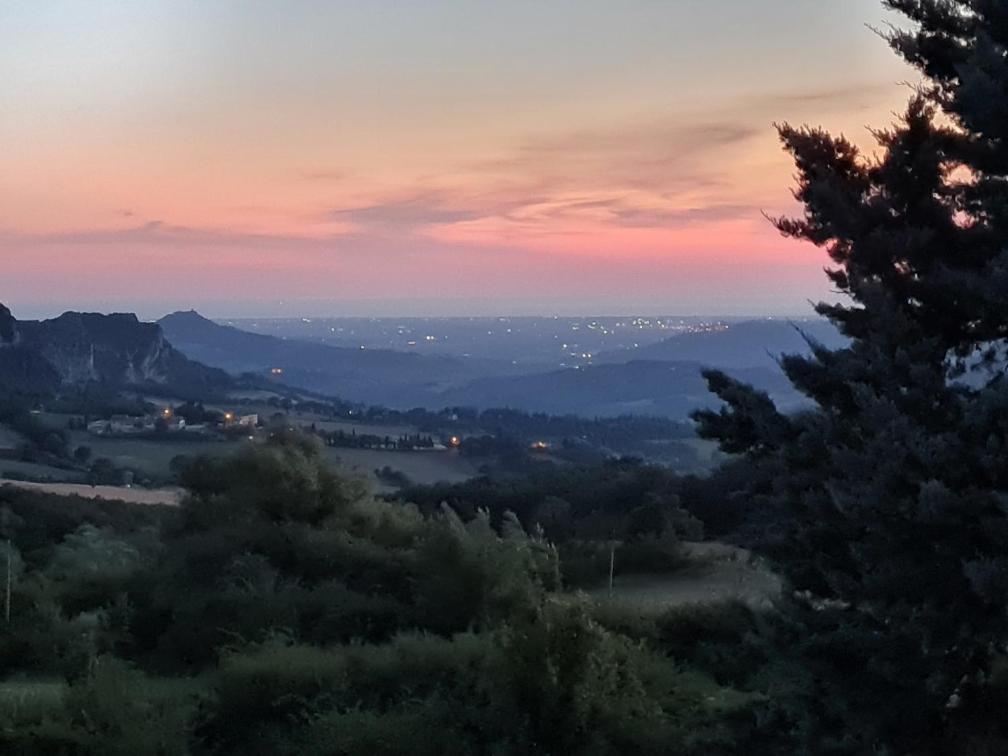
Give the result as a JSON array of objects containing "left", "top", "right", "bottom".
[
  {"left": 159, "top": 310, "right": 522, "bottom": 407},
  {"left": 438, "top": 318, "right": 848, "bottom": 418},
  {"left": 0, "top": 305, "right": 847, "bottom": 417},
  {"left": 599, "top": 318, "right": 847, "bottom": 369},
  {"left": 440, "top": 360, "right": 804, "bottom": 419},
  {"left": 0, "top": 304, "right": 231, "bottom": 397}
]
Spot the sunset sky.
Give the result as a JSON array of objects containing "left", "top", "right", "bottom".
[{"left": 1, "top": 1, "right": 916, "bottom": 319}]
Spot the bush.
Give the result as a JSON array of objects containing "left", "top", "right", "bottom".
[
  {"left": 195, "top": 601, "right": 759, "bottom": 756},
  {"left": 62, "top": 657, "right": 199, "bottom": 755},
  {"left": 0, "top": 660, "right": 200, "bottom": 755},
  {"left": 179, "top": 433, "right": 365, "bottom": 528}
]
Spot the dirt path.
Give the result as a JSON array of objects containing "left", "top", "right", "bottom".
[
  {"left": 1, "top": 480, "right": 183, "bottom": 506},
  {"left": 588, "top": 542, "right": 781, "bottom": 613}
]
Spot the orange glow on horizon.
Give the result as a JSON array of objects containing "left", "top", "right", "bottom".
[{"left": 0, "top": 1, "right": 916, "bottom": 316}]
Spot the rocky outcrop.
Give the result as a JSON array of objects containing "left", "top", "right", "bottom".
[
  {"left": 17, "top": 312, "right": 173, "bottom": 385},
  {"left": 0, "top": 303, "right": 18, "bottom": 346},
  {"left": 0, "top": 303, "right": 58, "bottom": 392},
  {"left": 0, "top": 304, "right": 231, "bottom": 397}
]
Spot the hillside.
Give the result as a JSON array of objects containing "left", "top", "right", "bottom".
[
  {"left": 440, "top": 360, "right": 802, "bottom": 418},
  {"left": 0, "top": 304, "right": 230, "bottom": 397},
  {"left": 599, "top": 318, "right": 847, "bottom": 369},
  {"left": 159, "top": 310, "right": 523, "bottom": 407}
]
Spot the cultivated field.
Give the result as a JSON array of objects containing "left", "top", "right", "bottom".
[
  {"left": 0, "top": 480, "right": 182, "bottom": 506},
  {"left": 65, "top": 433, "right": 241, "bottom": 480},
  {"left": 8, "top": 411, "right": 480, "bottom": 492}
]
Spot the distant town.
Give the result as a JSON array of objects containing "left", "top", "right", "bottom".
[{"left": 227, "top": 315, "right": 740, "bottom": 367}]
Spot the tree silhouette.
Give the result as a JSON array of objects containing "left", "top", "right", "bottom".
[{"left": 694, "top": 2, "right": 1008, "bottom": 751}]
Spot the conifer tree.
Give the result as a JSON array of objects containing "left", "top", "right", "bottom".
[{"left": 694, "top": 2, "right": 1008, "bottom": 750}]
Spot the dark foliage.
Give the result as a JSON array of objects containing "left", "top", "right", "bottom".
[{"left": 693, "top": 2, "right": 1008, "bottom": 751}]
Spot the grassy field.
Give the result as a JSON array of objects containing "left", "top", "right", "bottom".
[
  {"left": 67, "top": 433, "right": 243, "bottom": 481},
  {"left": 192, "top": 402, "right": 423, "bottom": 439},
  {"left": 0, "top": 425, "right": 24, "bottom": 451},
  {"left": 0, "top": 460, "right": 83, "bottom": 483},
  {"left": 225, "top": 389, "right": 285, "bottom": 401},
  {"left": 242, "top": 406, "right": 422, "bottom": 439},
  {"left": 0, "top": 678, "right": 66, "bottom": 722},
  {"left": 33, "top": 412, "right": 75, "bottom": 431},
  {"left": 587, "top": 543, "right": 781, "bottom": 614},
  {"left": 325, "top": 447, "right": 479, "bottom": 490},
  {"left": 1, "top": 416, "right": 240, "bottom": 483}
]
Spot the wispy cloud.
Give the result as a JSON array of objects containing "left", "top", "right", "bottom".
[
  {"left": 470, "top": 119, "right": 760, "bottom": 191},
  {"left": 317, "top": 116, "right": 766, "bottom": 249},
  {"left": 330, "top": 192, "right": 482, "bottom": 233},
  {"left": 301, "top": 168, "right": 352, "bottom": 182},
  {"left": 4, "top": 105, "right": 782, "bottom": 262},
  {"left": 0, "top": 220, "right": 355, "bottom": 250},
  {"left": 762, "top": 83, "right": 895, "bottom": 107}
]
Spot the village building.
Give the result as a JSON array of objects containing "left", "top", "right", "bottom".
[{"left": 222, "top": 412, "right": 258, "bottom": 428}]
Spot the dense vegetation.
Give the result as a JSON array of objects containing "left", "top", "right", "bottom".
[
  {"left": 391, "top": 459, "right": 768, "bottom": 586},
  {"left": 1, "top": 421, "right": 989, "bottom": 754},
  {"left": 0, "top": 399, "right": 70, "bottom": 463},
  {"left": 0, "top": 433, "right": 792, "bottom": 754}
]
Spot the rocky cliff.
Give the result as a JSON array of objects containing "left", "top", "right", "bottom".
[
  {"left": 0, "top": 304, "right": 231, "bottom": 396},
  {"left": 0, "top": 303, "right": 19, "bottom": 346}
]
